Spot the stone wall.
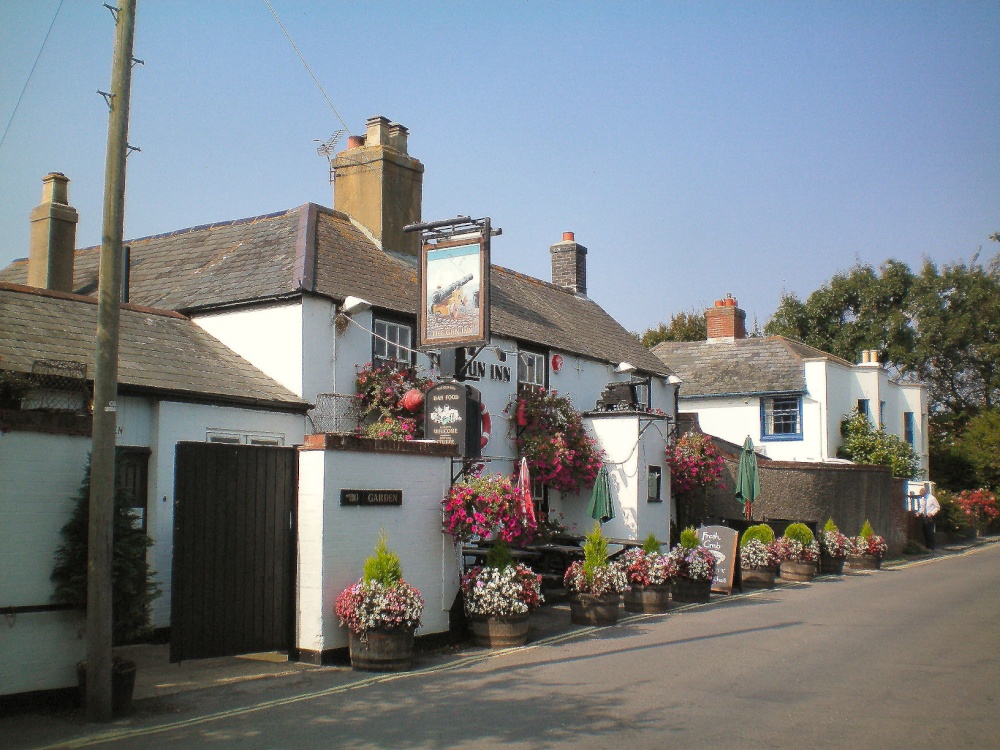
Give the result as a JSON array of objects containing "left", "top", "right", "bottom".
[{"left": 685, "top": 453, "right": 907, "bottom": 553}]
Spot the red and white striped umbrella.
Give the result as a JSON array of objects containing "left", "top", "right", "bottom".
[{"left": 517, "top": 457, "right": 536, "bottom": 524}]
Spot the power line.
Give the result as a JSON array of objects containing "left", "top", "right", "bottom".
[
  {"left": 263, "top": 0, "right": 351, "bottom": 135},
  {"left": 0, "top": 0, "right": 66, "bottom": 152}
]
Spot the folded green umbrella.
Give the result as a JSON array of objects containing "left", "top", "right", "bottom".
[
  {"left": 588, "top": 465, "right": 615, "bottom": 523},
  {"left": 735, "top": 436, "right": 760, "bottom": 521}
]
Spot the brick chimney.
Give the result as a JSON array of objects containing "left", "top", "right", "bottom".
[
  {"left": 332, "top": 115, "right": 424, "bottom": 256},
  {"left": 27, "top": 172, "right": 78, "bottom": 292},
  {"left": 550, "top": 231, "right": 587, "bottom": 295},
  {"left": 705, "top": 294, "right": 747, "bottom": 341}
]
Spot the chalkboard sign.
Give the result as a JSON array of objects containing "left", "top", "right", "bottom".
[
  {"left": 698, "top": 525, "right": 739, "bottom": 595},
  {"left": 424, "top": 381, "right": 483, "bottom": 458}
]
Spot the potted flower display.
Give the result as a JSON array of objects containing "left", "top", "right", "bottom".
[
  {"left": 774, "top": 523, "right": 820, "bottom": 582},
  {"left": 819, "top": 517, "right": 850, "bottom": 575},
  {"left": 461, "top": 542, "right": 544, "bottom": 648},
  {"left": 442, "top": 472, "right": 536, "bottom": 545},
  {"left": 620, "top": 534, "right": 676, "bottom": 613},
  {"left": 512, "top": 388, "right": 603, "bottom": 495},
  {"left": 335, "top": 531, "right": 424, "bottom": 672},
  {"left": 847, "top": 520, "right": 888, "bottom": 571},
  {"left": 738, "top": 523, "right": 780, "bottom": 589},
  {"left": 667, "top": 527, "right": 717, "bottom": 603},
  {"left": 354, "top": 362, "right": 434, "bottom": 440},
  {"left": 563, "top": 524, "right": 628, "bottom": 626}
]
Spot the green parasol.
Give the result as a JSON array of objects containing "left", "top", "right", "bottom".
[
  {"left": 735, "top": 436, "right": 760, "bottom": 521},
  {"left": 587, "top": 465, "right": 615, "bottom": 524}
]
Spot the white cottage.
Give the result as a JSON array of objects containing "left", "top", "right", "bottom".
[
  {"left": 652, "top": 296, "right": 929, "bottom": 478},
  {"left": 2, "top": 116, "right": 679, "bottom": 667}
]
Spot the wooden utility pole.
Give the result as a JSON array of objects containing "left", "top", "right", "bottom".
[{"left": 87, "top": 0, "right": 136, "bottom": 722}]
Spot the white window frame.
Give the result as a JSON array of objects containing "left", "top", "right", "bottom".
[
  {"left": 207, "top": 429, "right": 285, "bottom": 446},
  {"left": 373, "top": 317, "right": 414, "bottom": 365},
  {"left": 518, "top": 349, "right": 547, "bottom": 391}
]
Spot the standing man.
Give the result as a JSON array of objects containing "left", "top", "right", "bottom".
[{"left": 913, "top": 482, "right": 940, "bottom": 550}]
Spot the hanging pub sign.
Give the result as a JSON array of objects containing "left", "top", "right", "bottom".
[
  {"left": 424, "top": 381, "right": 484, "bottom": 459},
  {"left": 698, "top": 525, "right": 740, "bottom": 594},
  {"left": 412, "top": 216, "right": 493, "bottom": 349}
]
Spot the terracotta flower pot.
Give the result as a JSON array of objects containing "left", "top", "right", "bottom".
[
  {"left": 569, "top": 592, "right": 621, "bottom": 626},
  {"left": 672, "top": 577, "right": 712, "bottom": 603},
  {"left": 470, "top": 613, "right": 531, "bottom": 648},
  {"left": 623, "top": 583, "right": 671, "bottom": 613},
  {"left": 779, "top": 560, "right": 817, "bottom": 582},
  {"left": 348, "top": 626, "right": 415, "bottom": 672}
]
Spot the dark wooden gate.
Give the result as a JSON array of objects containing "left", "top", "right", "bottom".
[{"left": 171, "top": 442, "right": 297, "bottom": 662}]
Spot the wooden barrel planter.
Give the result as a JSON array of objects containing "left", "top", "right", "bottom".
[
  {"left": 779, "top": 560, "right": 817, "bottom": 582},
  {"left": 672, "top": 577, "right": 712, "bottom": 603},
  {"left": 740, "top": 566, "right": 777, "bottom": 589},
  {"left": 846, "top": 554, "right": 882, "bottom": 571},
  {"left": 470, "top": 613, "right": 531, "bottom": 648},
  {"left": 819, "top": 554, "right": 846, "bottom": 575},
  {"left": 348, "top": 627, "right": 415, "bottom": 672},
  {"left": 623, "top": 584, "right": 671, "bottom": 613},
  {"left": 569, "top": 592, "right": 621, "bottom": 626}
]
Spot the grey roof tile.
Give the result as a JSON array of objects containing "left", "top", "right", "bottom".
[
  {"left": 651, "top": 336, "right": 847, "bottom": 397},
  {"left": 2, "top": 204, "right": 670, "bottom": 377},
  {"left": 0, "top": 284, "right": 308, "bottom": 411}
]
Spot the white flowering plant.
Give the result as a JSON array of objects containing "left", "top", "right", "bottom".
[
  {"left": 335, "top": 531, "right": 424, "bottom": 635},
  {"left": 563, "top": 559, "right": 629, "bottom": 595},
  {"left": 461, "top": 563, "right": 544, "bottom": 618},
  {"left": 667, "top": 527, "right": 717, "bottom": 582},
  {"left": 773, "top": 537, "right": 820, "bottom": 563},
  {"left": 849, "top": 520, "right": 887, "bottom": 557},
  {"left": 739, "top": 539, "right": 780, "bottom": 570}
]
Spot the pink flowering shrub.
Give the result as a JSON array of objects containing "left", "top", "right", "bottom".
[
  {"left": 619, "top": 548, "right": 676, "bottom": 586},
  {"left": 355, "top": 362, "right": 434, "bottom": 439},
  {"left": 954, "top": 488, "right": 999, "bottom": 535},
  {"left": 664, "top": 432, "right": 726, "bottom": 497},
  {"left": 512, "top": 389, "right": 602, "bottom": 495},
  {"left": 849, "top": 520, "right": 887, "bottom": 557},
  {"left": 563, "top": 560, "right": 629, "bottom": 595},
  {"left": 442, "top": 473, "right": 537, "bottom": 545}
]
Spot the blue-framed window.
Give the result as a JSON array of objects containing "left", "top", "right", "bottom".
[
  {"left": 904, "top": 411, "right": 915, "bottom": 446},
  {"left": 857, "top": 399, "right": 870, "bottom": 418},
  {"left": 761, "top": 396, "right": 803, "bottom": 441}
]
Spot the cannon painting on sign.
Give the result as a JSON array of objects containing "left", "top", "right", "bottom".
[{"left": 419, "top": 236, "right": 490, "bottom": 349}]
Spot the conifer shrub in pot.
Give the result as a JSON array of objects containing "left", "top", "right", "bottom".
[
  {"left": 819, "top": 518, "right": 849, "bottom": 575},
  {"left": 621, "top": 534, "right": 676, "bottom": 613},
  {"left": 461, "top": 542, "right": 544, "bottom": 648},
  {"left": 739, "top": 523, "right": 779, "bottom": 588},
  {"left": 774, "top": 523, "right": 819, "bottom": 582},
  {"left": 564, "top": 524, "right": 627, "bottom": 626},
  {"left": 667, "top": 527, "right": 716, "bottom": 602},
  {"left": 847, "top": 520, "right": 888, "bottom": 571}
]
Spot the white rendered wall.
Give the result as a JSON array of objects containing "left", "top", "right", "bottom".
[
  {"left": 0, "top": 430, "right": 90, "bottom": 694},
  {"left": 296, "top": 447, "right": 455, "bottom": 655},
  {"left": 146, "top": 400, "right": 306, "bottom": 626},
  {"left": 193, "top": 300, "right": 306, "bottom": 396}
]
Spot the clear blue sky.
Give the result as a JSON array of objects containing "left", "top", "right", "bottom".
[{"left": 2, "top": 1, "right": 997, "bottom": 333}]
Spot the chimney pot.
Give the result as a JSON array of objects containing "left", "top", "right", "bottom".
[
  {"left": 562, "top": 231, "right": 575, "bottom": 242},
  {"left": 705, "top": 295, "right": 747, "bottom": 341},
  {"left": 550, "top": 234, "right": 587, "bottom": 296},
  {"left": 346, "top": 135, "right": 365, "bottom": 149}
]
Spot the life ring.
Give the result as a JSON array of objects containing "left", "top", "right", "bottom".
[{"left": 480, "top": 402, "right": 491, "bottom": 449}]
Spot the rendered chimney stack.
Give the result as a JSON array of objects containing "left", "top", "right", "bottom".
[
  {"left": 705, "top": 294, "right": 747, "bottom": 341},
  {"left": 550, "top": 231, "right": 587, "bottom": 295},
  {"left": 333, "top": 115, "right": 423, "bottom": 256},
  {"left": 27, "top": 172, "right": 78, "bottom": 292}
]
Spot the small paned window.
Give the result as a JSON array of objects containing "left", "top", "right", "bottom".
[
  {"left": 761, "top": 397, "right": 802, "bottom": 441},
  {"left": 647, "top": 466, "right": 662, "bottom": 503},
  {"left": 373, "top": 317, "right": 414, "bottom": 365},
  {"left": 518, "top": 349, "right": 547, "bottom": 392}
]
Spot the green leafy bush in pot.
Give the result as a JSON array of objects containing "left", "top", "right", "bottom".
[{"left": 740, "top": 523, "right": 775, "bottom": 547}]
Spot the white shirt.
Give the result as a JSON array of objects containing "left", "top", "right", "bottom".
[{"left": 916, "top": 492, "right": 940, "bottom": 517}]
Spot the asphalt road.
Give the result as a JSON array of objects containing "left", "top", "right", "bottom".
[{"left": 10, "top": 544, "right": 1000, "bottom": 749}]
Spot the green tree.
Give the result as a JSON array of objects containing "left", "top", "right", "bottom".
[
  {"left": 837, "top": 411, "right": 921, "bottom": 479},
  {"left": 639, "top": 309, "right": 707, "bottom": 347},
  {"left": 956, "top": 408, "right": 1000, "bottom": 491},
  {"left": 765, "top": 260, "right": 915, "bottom": 363}
]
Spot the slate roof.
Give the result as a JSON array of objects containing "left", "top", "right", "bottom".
[
  {"left": 651, "top": 336, "right": 851, "bottom": 398},
  {"left": 0, "top": 283, "right": 309, "bottom": 412},
  {"left": 2, "top": 203, "right": 670, "bottom": 377}
]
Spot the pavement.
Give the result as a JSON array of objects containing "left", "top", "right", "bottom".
[{"left": 5, "top": 535, "right": 996, "bottom": 721}]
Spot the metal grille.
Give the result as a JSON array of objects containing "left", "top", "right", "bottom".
[
  {"left": 307, "top": 393, "right": 362, "bottom": 435},
  {"left": 0, "top": 360, "right": 90, "bottom": 413}
]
